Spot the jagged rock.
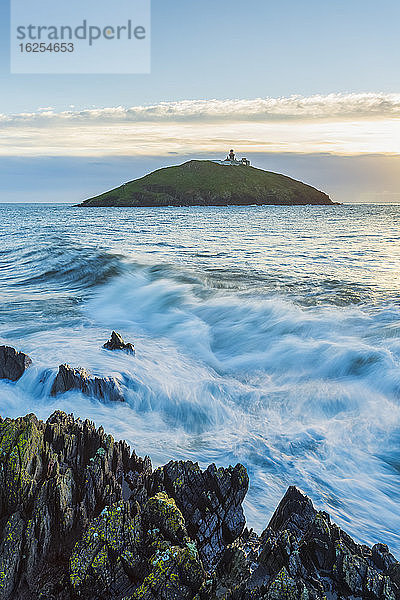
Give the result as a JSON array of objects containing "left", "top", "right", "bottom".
[
  {"left": 130, "top": 493, "right": 207, "bottom": 600},
  {"left": 142, "top": 492, "right": 189, "bottom": 545},
  {"left": 50, "top": 363, "right": 125, "bottom": 402},
  {"left": 214, "top": 530, "right": 259, "bottom": 598},
  {"left": 219, "top": 486, "right": 400, "bottom": 599},
  {"left": 0, "top": 512, "right": 25, "bottom": 598},
  {"left": 266, "top": 485, "right": 316, "bottom": 538},
  {"left": 0, "top": 345, "right": 32, "bottom": 381},
  {"left": 103, "top": 331, "right": 135, "bottom": 354},
  {"left": 130, "top": 541, "right": 206, "bottom": 600},
  {"left": 70, "top": 500, "right": 142, "bottom": 598},
  {"left": 1, "top": 412, "right": 400, "bottom": 600},
  {"left": 0, "top": 411, "right": 245, "bottom": 600},
  {"left": 148, "top": 460, "right": 249, "bottom": 571},
  {"left": 0, "top": 411, "right": 151, "bottom": 599}
]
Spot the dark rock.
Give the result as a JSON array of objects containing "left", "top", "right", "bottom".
[
  {"left": 0, "top": 411, "right": 246, "bottom": 600},
  {"left": 219, "top": 487, "right": 400, "bottom": 600},
  {"left": 103, "top": 331, "right": 135, "bottom": 354},
  {"left": 1, "top": 412, "right": 399, "bottom": 600},
  {"left": 265, "top": 485, "right": 316, "bottom": 538},
  {"left": 50, "top": 363, "right": 125, "bottom": 403},
  {"left": 373, "top": 543, "right": 397, "bottom": 571},
  {"left": 0, "top": 345, "right": 32, "bottom": 381},
  {"left": 0, "top": 512, "right": 25, "bottom": 598},
  {"left": 214, "top": 529, "right": 260, "bottom": 598},
  {"left": 148, "top": 460, "right": 248, "bottom": 571},
  {"left": 142, "top": 491, "right": 189, "bottom": 545},
  {"left": 0, "top": 411, "right": 149, "bottom": 598}
]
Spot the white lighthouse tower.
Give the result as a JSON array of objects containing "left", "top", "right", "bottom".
[{"left": 213, "top": 149, "right": 250, "bottom": 167}]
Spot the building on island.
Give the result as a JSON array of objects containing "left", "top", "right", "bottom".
[{"left": 213, "top": 149, "right": 251, "bottom": 167}]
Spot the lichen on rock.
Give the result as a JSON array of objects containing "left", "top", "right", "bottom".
[{"left": 0, "top": 411, "right": 399, "bottom": 600}]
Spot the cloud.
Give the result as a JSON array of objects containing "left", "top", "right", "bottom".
[
  {"left": 0, "top": 93, "right": 399, "bottom": 156},
  {"left": 1, "top": 93, "right": 400, "bottom": 126}
]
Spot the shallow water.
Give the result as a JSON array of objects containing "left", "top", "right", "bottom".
[{"left": 0, "top": 203, "right": 400, "bottom": 552}]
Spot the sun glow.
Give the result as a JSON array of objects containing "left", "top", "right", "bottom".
[
  {"left": 1, "top": 94, "right": 399, "bottom": 157},
  {"left": 0, "top": 117, "right": 399, "bottom": 157}
]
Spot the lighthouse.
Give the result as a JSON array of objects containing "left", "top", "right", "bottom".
[{"left": 213, "top": 150, "right": 250, "bottom": 167}]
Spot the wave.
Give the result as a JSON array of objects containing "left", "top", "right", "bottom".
[
  {"left": 1, "top": 258, "right": 400, "bottom": 554},
  {"left": 1, "top": 203, "right": 400, "bottom": 552},
  {"left": 2, "top": 242, "right": 126, "bottom": 292}
]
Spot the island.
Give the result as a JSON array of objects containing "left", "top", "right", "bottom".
[{"left": 77, "top": 151, "right": 335, "bottom": 207}]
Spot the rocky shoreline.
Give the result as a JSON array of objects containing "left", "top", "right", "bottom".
[{"left": 1, "top": 342, "right": 399, "bottom": 599}]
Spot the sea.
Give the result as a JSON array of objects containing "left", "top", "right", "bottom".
[{"left": 0, "top": 202, "right": 399, "bottom": 553}]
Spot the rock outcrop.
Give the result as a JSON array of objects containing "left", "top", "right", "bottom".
[
  {"left": 0, "top": 411, "right": 246, "bottom": 600},
  {"left": 148, "top": 460, "right": 248, "bottom": 572},
  {"left": 103, "top": 331, "right": 135, "bottom": 354},
  {"left": 0, "top": 411, "right": 399, "bottom": 600},
  {"left": 0, "top": 345, "right": 32, "bottom": 381},
  {"left": 50, "top": 364, "right": 125, "bottom": 403},
  {"left": 0, "top": 346, "right": 127, "bottom": 404},
  {"left": 216, "top": 486, "right": 400, "bottom": 599}
]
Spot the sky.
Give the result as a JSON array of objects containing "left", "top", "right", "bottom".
[{"left": 0, "top": 0, "right": 399, "bottom": 202}]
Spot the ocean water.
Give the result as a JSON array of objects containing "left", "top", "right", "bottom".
[{"left": 1, "top": 203, "right": 400, "bottom": 552}]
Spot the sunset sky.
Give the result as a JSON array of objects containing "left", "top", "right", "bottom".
[{"left": 0, "top": 0, "right": 399, "bottom": 202}]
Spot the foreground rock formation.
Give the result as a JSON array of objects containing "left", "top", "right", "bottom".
[
  {"left": 78, "top": 160, "right": 335, "bottom": 207},
  {"left": 0, "top": 411, "right": 398, "bottom": 600}
]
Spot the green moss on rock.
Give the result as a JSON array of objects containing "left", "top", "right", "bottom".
[{"left": 144, "top": 492, "right": 188, "bottom": 545}]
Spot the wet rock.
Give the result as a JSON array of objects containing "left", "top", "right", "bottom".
[
  {"left": 50, "top": 363, "right": 125, "bottom": 403},
  {"left": 0, "top": 345, "right": 32, "bottom": 381},
  {"left": 266, "top": 485, "right": 316, "bottom": 538},
  {"left": 103, "top": 331, "right": 135, "bottom": 354}
]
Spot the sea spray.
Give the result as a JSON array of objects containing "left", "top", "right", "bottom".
[{"left": 0, "top": 203, "right": 400, "bottom": 554}]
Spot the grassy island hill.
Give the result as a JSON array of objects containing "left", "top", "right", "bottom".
[{"left": 78, "top": 160, "right": 334, "bottom": 207}]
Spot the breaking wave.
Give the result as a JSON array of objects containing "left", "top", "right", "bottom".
[{"left": 1, "top": 203, "right": 400, "bottom": 554}]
